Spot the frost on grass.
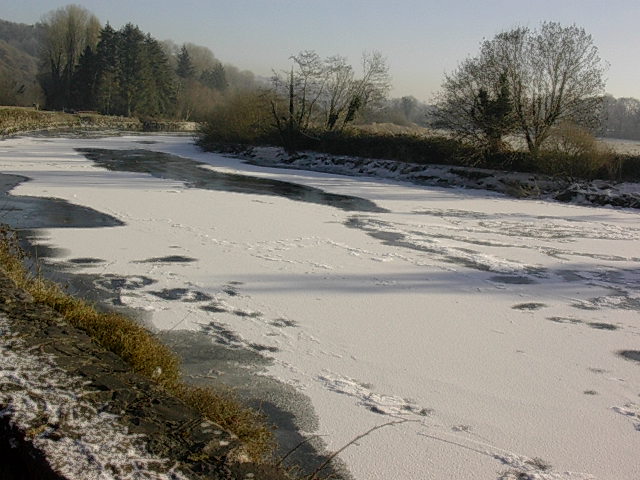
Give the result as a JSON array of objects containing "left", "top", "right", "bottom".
[{"left": 0, "top": 314, "right": 188, "bottom": 480}]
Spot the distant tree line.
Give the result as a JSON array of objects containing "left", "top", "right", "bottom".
[
  {"left": 34, "top": 4, "right": 254, "bottom": 120},
  {"left": 601, "top": 95, "right": 640, "bottom": 140},
  {"left": 4, "top": 5, "right": 640, "bottom": 155}
]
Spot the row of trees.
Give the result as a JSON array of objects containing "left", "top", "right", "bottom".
[
  {"left": 36, "top": 5, "right": 251, "bottom": 119},
  {"left": 434, "top": 22, "right": 607, "bottom": 157}
]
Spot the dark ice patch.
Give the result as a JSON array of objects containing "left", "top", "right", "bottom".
[
  {"left": 618, "top": 350, "right": 640, "bottom": 364},
  {"left": 588, "top": 322, "right": 619, "bottom": 331},
  {"left": 489, "top": 275, "right": 536, "bottom": 284},
  {"left": 135, "top": 255, "right": 196, "bottom": 263},
  {"left": 0, "top": 173, "right": 124, "bottom": 230},
  {"left": 68, "top": 257, "right": 105, "bottom": 265},
  {"left": 78, "top": 148, "right": 386, "bottom": 212}
]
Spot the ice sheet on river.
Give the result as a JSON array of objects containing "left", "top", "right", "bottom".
[{"left": 0, "top": 135, "right": 639, "bottom": 480}]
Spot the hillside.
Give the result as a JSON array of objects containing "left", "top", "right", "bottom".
[{"left": 0, "top": 19, "right": 42, "bottom": 106}]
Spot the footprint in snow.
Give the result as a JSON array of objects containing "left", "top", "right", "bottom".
[
  {"left": 200, "top": 301, "right": 228, "bottom": 313},
  {"left": 270, "top": 318, "right": 298, "bottom": 328},
  {"left": 611, "top": 403, "right": 640, "bottom": 431},
  {"left": 223, "top": 284, "right": 240, "bottom": 296}
]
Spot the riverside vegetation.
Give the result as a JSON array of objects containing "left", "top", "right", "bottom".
[{"left": 0, "top": 106, "right": 196, "bottom": 137}]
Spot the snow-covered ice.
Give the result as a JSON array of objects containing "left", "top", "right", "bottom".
[{"left": 0, "top": 134, "right": 639, "bottom": 479}]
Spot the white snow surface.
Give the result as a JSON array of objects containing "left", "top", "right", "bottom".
[
  {"left": 1, "top": 135, "right": 639, "bottom": 480},
  {"left": 0, "top": 313, "right": 187, "bottom": 480}
]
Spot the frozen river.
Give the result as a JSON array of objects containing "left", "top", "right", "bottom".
[{"left": 1, "top": 134, "right": 639, "bottom": 480}]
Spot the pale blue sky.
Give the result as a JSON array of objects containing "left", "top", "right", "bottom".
[{"left": 2, "top": 0, "right": 639, "bottom": 101}]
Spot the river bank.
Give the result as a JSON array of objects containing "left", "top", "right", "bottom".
[{"left": 0, "top": 106, "right": 197, "bottom": 137}]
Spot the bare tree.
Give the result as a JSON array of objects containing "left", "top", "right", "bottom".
[
  {"left": 322, "top": 55, "right": 354, "bottom": 130},
  {"left": 354, "top": 51, "right": 391, "bottom": 111},
  {"left": 270, "top": 49, "right": 391, "bottom": 147},
  {"left": 434, "top": 55, "right": 517, "bottom": 154},
  {"left": 39, "top": 4, "right": 100, "bottom": 109},
  {"left": 322, "top": 51, "right": 391, "bottom": 130},
  {"left": 435, "top": 22, "right": 607, "bottom": 155}
]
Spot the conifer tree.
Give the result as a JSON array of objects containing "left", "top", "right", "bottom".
[
  {"left": 117, "top": 23, "right": 148, "bottom": 117},
  {"left": 176, "top": 45, "right": 195, "bottom": 79},
  {"left": 71, "top": 45, "right": 99, "bottom": 109},
  {"left": 200, "top": 64, "right": 227, "bottom": 91},
  {"left": 94, "top": 23, "right": 120, "bottom": 115}
]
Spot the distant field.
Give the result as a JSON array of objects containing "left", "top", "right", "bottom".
[
  {"left": 600, "top": 137, "right": 640, "bottom": 155},
  {"left": 355, "top": 122, "right": 640, "bottom": 160}
]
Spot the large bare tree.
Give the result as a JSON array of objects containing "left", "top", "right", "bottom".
[
  {"left": 436, "top": 22, "right": 607, "bottom": 155},
  {"left": 39, "top": 4, "right": 100, "bottom": 109}
]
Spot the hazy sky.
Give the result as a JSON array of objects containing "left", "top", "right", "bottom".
[{"left": 3, "top": 0, "right": 639, "bottom": 102}]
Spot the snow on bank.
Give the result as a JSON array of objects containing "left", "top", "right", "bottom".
[
  {"left": 0, "top": 313, "right": 187, "bottom": 480},
  {"left": 0, "top": 135, "right": 639, "bottom": 479},
  {"left": 241, "top": 146, "right": 640, "bottom": 209}
]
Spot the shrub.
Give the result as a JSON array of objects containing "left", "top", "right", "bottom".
[
  {"left": 312, "top": 130, "right": 469, "bottom": 166},
  {"left": 539, "top": 121, "right": 619, "bottom": 179},
  {"left": 197, "top": 90, "right": 276, "bottom": 147}
]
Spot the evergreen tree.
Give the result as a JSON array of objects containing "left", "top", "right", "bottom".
[
  {"left": 200, "top": 64, "right": 227, "bottom": 91},
  {"left": 176, "top": 45, "right": 195, "bottom": 79},
  {"left": 117, "top": 23, "right": 148, "bottom": 117},
  {"left": 93, "top": 23, "right": 120, "bottom": 115},
  {"left": 143, "top": 35, "right": 176, "bottom": 116}
]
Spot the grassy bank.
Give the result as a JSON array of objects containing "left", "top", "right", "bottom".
[
  {"left": 198, "top": 120, "right": 640, "bottom": 182},
  {"left": 0, "top": 225, "right": 274, "bottom": 462},
  {"left": 0, "top": 106, "right": 197, "bottom": 136}
]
